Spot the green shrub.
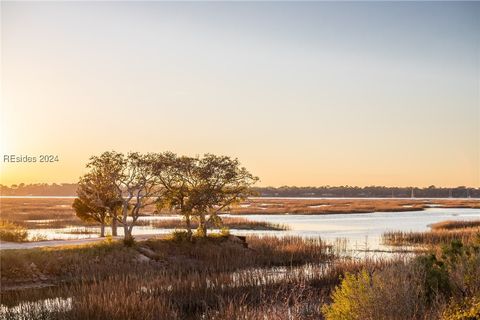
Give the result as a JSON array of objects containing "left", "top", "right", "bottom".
[
  {"left": 122, "top": 235, "right": 136, "bottom": 247},
  {"left": 220, "top": 226, "right": 230, "bottom": 237},
  {"left": 323, "top": 264, "right": 433, "bottom": 320},
  {"left": 323, "top": 239, "right": 480, "bottom": 320},
  {"left": 322, "top": 270, "right": 373, "bottom": 320},
  {"left": 0, "top": 220, "right": 28, "bottom": 242},
  {"left": 442, "top": 296, "right": 480, "bottom": 320},
  {"left": 195, "top": 227, "right": 206, "bottom": 238},
  {"left": 170, "top": 230, "right": 190, "bottom": 242},
  {"left": 440, "top": 239, "right": 480, "bottom": 298},
  {"left": 414, "top": 253, "right": 451, "bottom": 301}
]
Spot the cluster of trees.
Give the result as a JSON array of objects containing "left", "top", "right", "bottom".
[
  {"left": 254, "top": 186, "right": 480, "bottom": 198},
  {"left": 72, "top": 151, "right": 258, "bottom": 241}
]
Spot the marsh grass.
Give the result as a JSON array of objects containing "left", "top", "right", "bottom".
[
  {"left": 382, "top": 229, "right": 480, "bottom": 246},
  {"left": 430, "top": 220, "right": 480, "bottom": 231},
  {"left": 2, "top": 249, "right": 467, "bottom": 320},
  {"left": 0, "top": 236, "right": 335, "bottom": 285},
  {"left": 0, "top": 237, "right": 395, "bottom": 320},
  {"left": 229, "top": 198, "right": 480, "bottom": 215},
  {"left": 138, "top": 217, "right": 288, "bottom": 230},
  {"left": 382, "top": 217, "right": 480, "bottom": 248},
  {"left": 0, "top": 198, "right": 94, "bottom": 229},
  {"left": 62, "top": 228, "right": 99, "bottom": 235}
]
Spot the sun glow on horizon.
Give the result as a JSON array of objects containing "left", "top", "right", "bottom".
[{"left": 1, "top": 2, "right": 479, "bottom": 188}]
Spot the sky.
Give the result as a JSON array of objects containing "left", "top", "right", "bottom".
[{"left": 1, "top": 1, "right": 479, "bottom": 187}]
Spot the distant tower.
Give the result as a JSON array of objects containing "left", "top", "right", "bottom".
[
  {"left": 411, "top": 187, "right": 414, "bottom": 198},
  {"left": 449, "top": 189, "right": 453, "bottom": 198},
  {"left": 467, "top": 189, "right": 470, "bottom": 198}
]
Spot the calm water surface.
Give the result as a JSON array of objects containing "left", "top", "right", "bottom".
[
  {"left": 234, "top": 208, "right": 480, "bottom": 250},
  {"left": 27, "top": 208, "right": 480, "bottom": 251}
]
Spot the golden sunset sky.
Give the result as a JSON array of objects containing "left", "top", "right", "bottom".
[{"left": 1, "top": 2, "right": 479, "bottom": 187}]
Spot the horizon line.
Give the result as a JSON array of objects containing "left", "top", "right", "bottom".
[{"left": 1, "top": 182, "right": 479, "bottom": 189}]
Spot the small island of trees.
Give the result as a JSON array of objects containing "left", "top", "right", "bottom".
[{"left": 72, "top": 151, "right": 258, "bottom": 243}]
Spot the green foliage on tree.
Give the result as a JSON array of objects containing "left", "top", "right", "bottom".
[
  {"left": 153, "top": 152, "right": 258, "bottom": 239},
  {"left": 77, "top": 151, "right": 258, "bottom": 242}
]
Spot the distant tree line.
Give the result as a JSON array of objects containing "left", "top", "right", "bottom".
[
  {"left": 1, "top": 183, "right": 478, "bottom": 198},
  {"left": 253, "top": 186, "right": 480, "bottom": 198},
  {"left": 0, "top": 183, "right": 78, "bottom": 196}
]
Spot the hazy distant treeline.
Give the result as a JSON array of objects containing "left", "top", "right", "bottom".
[
  {"left": 252, "top": 186, "right": 480, "bottom": 198},
  {"left": 1, "top": 183, "right": 479, "bottom": 198},
  {"left": 0, "top": 183, "right": 78, "bottom": 196}
]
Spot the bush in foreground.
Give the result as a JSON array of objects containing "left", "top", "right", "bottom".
[
  {"left": 0, "top": 220, "right": 28, "bottom": 242},
  {"left": 442, "top": 296, "right": 480, "bottom": 320},
  {"left": 322, "top": 264, "right": 432, "bottom": 320},
  {"left": 323, "top": 239, "right": 480, "bottom": 320}
]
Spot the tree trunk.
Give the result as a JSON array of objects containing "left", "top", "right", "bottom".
[
  {"left": 185, "top": 215, "right": 192, "bottom": 241},
  {"left": 120, "top": 201, "right": 134, "bottom": 245},
  {"left": 100, "top": 223, "right": 105, "bottom": 237},
  {"left": 122, "top": 206, "right": 129, "bottom": 240},
  {"left": 128, "top": 223, "right": 135, "bottom": 235},
  {"left": 199, "top": 214, "right": 207, "bottom": 237},
  {"left": 111, "top": 218, "right": 118, "bottom": 236},
  {"left": 123, "top": 223, "right": 129, "bottom": 240},
  {"left": 123, "top": 229, "right": 134, "bottom": 246},
  {"left": 123, "top": 221, "right": 134, "bottom": 244}
]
